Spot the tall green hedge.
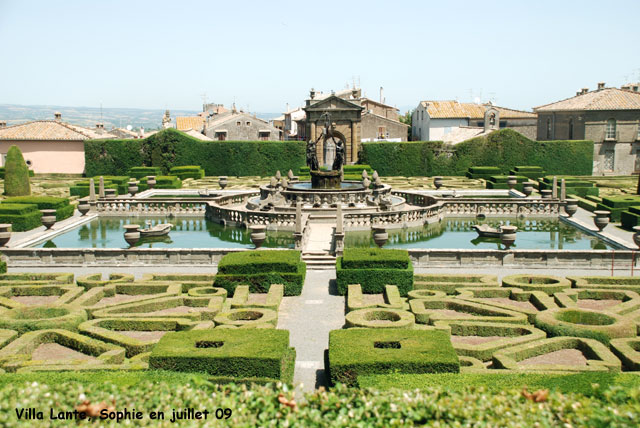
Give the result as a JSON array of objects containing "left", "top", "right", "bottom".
[
  {"left": 86, "top": 129, "right": 306, "bottom": 177},
  {"left": 360, "top": 129, "right": 594, "bottom": 176},
  {"left": 3, "top": 146, "right": 31, "bottom": 196}
]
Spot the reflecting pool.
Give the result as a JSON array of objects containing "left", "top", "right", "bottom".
[
  {"left": 34, "top": 216, "right": 294, "bottom": 249},
  {"left": 345, "top": 218, "right": 617, "bottom": 250}
]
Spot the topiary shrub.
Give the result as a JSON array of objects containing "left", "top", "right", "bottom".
[
  {"left": 149, "top": 329, "right": 295, "bottom": 383},
  {"left": 0, "top": 204, "right": 41, "bottom": 231},
  {"left": 328, "top": 328, "right": 459, "bottom": 387},
  {"left": 534, "top": 308, "right": 636, "bottom": 345},
  {"left": 2, "top": 196, "right": 74, "bottom": 221},
  {"left": 169, "top": 166, "right": 205, "bottom": 180},
  {"left": 3, "top": 145, "right": 30, "bottom": 196},
  {"left": 345, "top": 308, "right": 415, "bottom": 329},
  {"left": 336, "top": 249, "right": 413, "bottom": 296},
  {"left": 128, "top": 166, "right": 162, "bottom": 179},
  {"left": 502, "top": 274, "right": 571, "bottom": 295},
  {"left": 0, "top": 305, "right": 87, "bottom": 333}
]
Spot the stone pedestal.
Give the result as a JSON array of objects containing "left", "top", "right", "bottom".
[{"left": 310, "top": 170, "right": 341, "bottom": 189}]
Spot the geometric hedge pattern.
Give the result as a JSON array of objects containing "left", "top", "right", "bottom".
[
  {"left": 0, "top": 273, "right": 285, "bottom": 373},
  {"left": 344, "top": 274, "right": 640, "bottom": 373}
]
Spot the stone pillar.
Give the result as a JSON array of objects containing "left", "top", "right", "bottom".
[
  {"left": 89, "top": 178, "right": 96, "bottom": 202},
  {"left": 334, "top": 203, "right": 344, "bottom": 256},
  {"left": 560, "top": 179, "right": 566, "bottom": 201},
  {"left": 552, "top": 176, "right": 558, "bottom": 199},
  {"left": 310, "top": 122, "right": 317, "bottom": 142},
  {"left": 351, "top": 121, "right": 357, "bottom": 163},
  {"left": 336, "top": 203, "right": 343, "bottom": 234},
  {"left": 295, "top": 202, "right": 302, "bottom": 234},
  {"left": 99, "top": 176, "right": 105, "bottom": 198}
]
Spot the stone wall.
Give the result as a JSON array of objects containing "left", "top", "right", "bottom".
[{"left": 360, "top": 113, "right": 409, "bottom": 141}]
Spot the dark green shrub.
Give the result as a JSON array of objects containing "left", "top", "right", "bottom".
[
  {"left": 3, "top": 145, "right": 31, "bottom": 196},
  {"left": 328, "top": 328, "right": 459, "bottom": 386},
  {"left": 149, "top": 329, "right": 295, "bottom": 382},
  {"left": 0, "top": 204, "right": 41, "bottom": 231},
  {"left": 0, "top": 259, "right": 6, "bottom": 274},
  {"left": 360, "top": 130, "right": 593, "bottom": 176},
  {"left": 0, "top": 167, "right": 34, "bottom": 179},
  {"left": 621, "top": 207, "right": 640, "bottom": 230},
  {"left": 218, "top": 250, "right": 303, "bottom": 274},
  {"left": 155, "top": 175, "right": 182, "bottom": 189},
  {"left": 336, "top": 250, "right": 413, "bottom": 296},
  {"left": 127, "top": 166, "right": 162, "bottom": 179},
  {"left": 466, "top": 166, "right": 501, "bottom": 179},
  {"left": 169, "top": 165, "right": 205, "bottom": 180}
]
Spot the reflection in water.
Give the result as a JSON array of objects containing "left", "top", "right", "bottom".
[
  {"left": 345, "top": 218, "right": 615, "bottom": 250},
  {"left": 36, "top": 216, "right": 294, "bottom": 249}
]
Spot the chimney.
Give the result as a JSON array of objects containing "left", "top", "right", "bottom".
[
  {"left": 576, "top": 91, "right": 582, "bottom": 96},
  {"left": 581, "top": 88, "right": 589, "bottom": 95},
  {"left": 309, "top": 88, "right": 316, "bottom": 100},
  {"left": 54, "top": 112, "right": 62, "bottom": 121},
  {"left": 0, "top": 121, "right": 6, "bottom": 128},
  {"left": 380, "top": 87, "right": 384, "bottom": 104},
  {"left": 95, "top": 123, "right": 104, "bottom": 134},
  {"left": 633, "top": 85, "right": 639, "bottom": 92},
  {"left": 621, "top": 85, "right": 630, "bottom": 91},
  {"left": 597, "top": 82, "right": 605, "bottom": 90}
]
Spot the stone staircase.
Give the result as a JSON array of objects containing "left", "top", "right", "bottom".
[{"left": 302, "top": 251, "right": 336, "bottom": 269}]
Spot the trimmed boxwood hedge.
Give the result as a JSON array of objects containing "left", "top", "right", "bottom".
[
  {"left": 2, "top": 196, "right": 74, "bottom": 221},
  {"left": 345, "top": 308, "right": 415, "bottom": 329},
  {"left": 127, "top": 166, "right": 162, "bottom": 179},
  {"left": 336, "top": 249, "right": 413, "bottom": 296},
  {"left": 340, "top": 248, "right": 410, "bottom": 269},
  {"left": 169, "top": 165, "right": 205, "bottom": 180},
  {"left": 328, "top": 328, "right": 459, "bottom": 386},
  {"left": 214, "top": 250, "right": 306, "bottom": 296},
  {"left": 149, "top": 329, "right": 295, "bottom": 382},
  {"left": 0, "top": 204, "right": 41, "bottom": 231},
  {"left": 534, "top": 308, "right": 636, "bottom": 344},
  {"left": 360, "top": 129, "right": 594, "bottom": 176},
  {"left": 0, "top": 305, "right": 88, "bottom": 333},
  {"left": 155, "top": 175, "right": 181, "bottom": 189},
  {"left": 86, "top": 128, "right": 306, "bottom": 177}
]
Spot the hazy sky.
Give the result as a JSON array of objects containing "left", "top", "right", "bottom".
[{"left": 1, "top": 0, "right": 639, "bottom": 114}]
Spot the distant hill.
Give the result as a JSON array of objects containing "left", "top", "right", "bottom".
[{"left": 0, "top": 104, "right": 281, "bottom": 130}]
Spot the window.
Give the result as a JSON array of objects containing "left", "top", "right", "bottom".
[
  {"left": 546, "top": 118, "right": 552, "bottom": 139},
  {"left": 246, "top": 121, "right": 251, "bottom": 126},
  {"left": 604, "top": 149, "right": 615, "bottom": 171},
  {"left": 421, "top": 110, "right": 424, "bottom": 121},
  {"left": 378, "top": 126, "right": 386, "bottom": 139},
  {"left": 215, "top": 131, "right": 227, "bottom": 141},
  {"left": 258, "top": 131, "right": 270, "bottom": 141},
  {"left": 568, "top": 118, "right": 574, "bottom": 140},
  {"left": 236, "top": 121, "right": 241, "bottom": 126},
  {"left": 605, "top": 118, "right": 616, "bottom": 140}
]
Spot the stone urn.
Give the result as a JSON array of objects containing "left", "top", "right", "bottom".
[
  {"left": 146, "top": 176, "right": 156, "bottom": 189},
  {"left": 249, "top": 225, "right": 267, "bottom": 249},
  {"left": 433, "top": 176, "right": 443, "bottom": 190},
  {"left": 593, "top": 210, "right": 610, "bottom": 232},
  {"left": 540, "top": 189, "right": 552, "bottom": 199},
  {"left": 363, "top": 177, "right": 371, "bottom": 189},
  {"left": 564, "top": 198, "right": 578, "bottom": 218},
  {"left": 633, "top": 226, "right": 640, "bottom": 249},
  {"left": 128, "top": 180, "right": 139, "bottom": 196},
  {"left": 77, "top": 201, "right": 90, "bottom": 216},
  {"left": 522, "top": 181, "right": 533, "bottom": 197},
  {"left": 0, "top": 224, "right": 11, "bottom": 247},
  {"left": 219, "top": 176, "right": 228, "bottom": 190},
  {"left": 105, "top": 189, "right": 117, "bottom": 199},
  {"left": 123, "top": 224, "right": 141, "bottom": 247},
  {"left": 372, "top": 226, "right": 389, "bottom": 248},
  {"left": 40, "top": 209, "right": 57, "bottom": 230},
  {"left": 500, "top": 225, "right": 518, "bottom": 250},
  {"left": 507, "top": 175, "right": 518, "bottom": 190}
]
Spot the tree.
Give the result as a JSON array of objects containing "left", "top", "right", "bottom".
[
  {"left": 4, "top": 145, "right": 31, "bottom": 196},
  {"left": 399, "top": 111, "right": 412, "bottom": 141}
]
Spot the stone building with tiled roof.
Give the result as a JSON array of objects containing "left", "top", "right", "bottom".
[
  {"left": 411, "top": 101, "right": 537, "bottom": 141},
  {"left": 534, "top": 83, "right": 640, "bottom": 175},
  {"left": 0, "top": 112, "right": 116, "bottom": 174}
]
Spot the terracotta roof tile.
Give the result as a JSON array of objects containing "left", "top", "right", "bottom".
[
  {"left": 176, "top": 116, "right": 205, "bottom": 131},
  {"left": 420, "top": 101, "right": 536, "bottom": 119},
  {"left": 534, "top": 88, "right": 640, "bottom": 112},
  {"left": 0, "top": 120, "right": 115, "bottom": 141}
]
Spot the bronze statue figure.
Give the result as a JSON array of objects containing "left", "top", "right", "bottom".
[
  {"left": 306, "top": 140, "right": 319, "bottom": 171},
  {"left": 332, "top": 139, "right": 345, "bottom": 171}
]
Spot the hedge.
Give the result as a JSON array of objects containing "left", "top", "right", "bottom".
[
  {"left": 534, "top": 308, "right": 636, "bottom": 345},
  {"left": 328, "top": 328, "right": 459, "bottom": 386},
  {"left": 621, "top": 206, "right": 640, "bottom": 230},
  {"left": 465, "top": 166, "right": 501, "bottom": 180},
  {"left": 340, "top": 248, "right": 410, "bottom": 269},
  {"left": 336, "top": 256, "right": 413, "bottom": 296},
  {"left": 413, "top": 273, "right": 498, "bottom": 294},
  {"left": 345, "top": 308, "right": 415, "bottom": 329},
  {"left": 410, "top": 298, "right": 528, "bottom": 325},
  {"left": 360, "top": 129, "right": 593, "bottom": 176},
  {"left": 155, "top": 175, "right": 181, "bottom": 189},
  {"left": 502, "top": 274, "right": 571, "bottom": 295},
  {"left": 149, "top": 329, "right": 295, "bottom": 382},
  {"left": 0, "top": 305, "right": 88, "bottom": 333},
  {"left": 0, "top": 204, "right": 41, "bottom": 231},
  {"left": 3, "top": 145, "right": 31, "bottom": 197},
  {"left": 214, "top": 250, "right": 306, "bottom": 296},
  {"left": 127, "top": 166, "right": 162, "bottom": 179},
  {"left": 69, "top": 181, "right": 119, "bottom": 198},
  {"left": 169, "top": 165, "right": 205, "bottom": 180},
  {"left": 86, "top": 128, "right": 306, "bottom": 176},
  {"left": 347, "top": 284, "right": 406, "bottom": 312},
  {"left": 2, "top": 196, "right": 74, "bottom": 221},
  {"left": 92, "top": 296, "right": 223, "bottom": 321},
  {"left": 0, "top": 167, "right": 34, "bottom": 179}
]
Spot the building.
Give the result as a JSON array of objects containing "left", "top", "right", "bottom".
[
  {"left": 283, "top": 107, "right": 306, "bottom": 140},
  {"left": 411, "top": 101, "right": 537, "bottom": 141},
  {"left": 534, "top": 82, "right": 640, "bottom": 175},
  {"left": 204, "top": 107, "right": 282, "bottom": 141},
  {"left": 0, "top": 112, "right": 117, "bottom": 174}
]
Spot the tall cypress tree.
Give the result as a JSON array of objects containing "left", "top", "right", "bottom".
[{"left": 4, "top": 145, "right": 31, "bottom": 196}]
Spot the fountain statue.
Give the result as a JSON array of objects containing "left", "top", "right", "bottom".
[{"left": 306, "top": 113, "right": 346, "bottom": 189}]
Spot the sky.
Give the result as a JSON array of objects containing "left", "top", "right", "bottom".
[{"left": 1, "top": 0, "right": 639, "bottom": 115}]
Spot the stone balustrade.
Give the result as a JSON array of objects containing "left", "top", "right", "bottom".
[{"left": 94, "top": 199, "right": 208, "bottom": 216}]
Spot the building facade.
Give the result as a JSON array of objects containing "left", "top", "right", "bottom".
[
  {"left": 534, "top": 83, "right": 640, "bottom": 175},
  {"left": 411, "top": 101, "right": 537, "bottom": 141},
  {"left": 204, "top": 110, "right": 282, "bottom": 141}
]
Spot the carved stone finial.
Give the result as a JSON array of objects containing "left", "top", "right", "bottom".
[
  {"left": 288, "top": 169, "right": 294, "bottom": 180},
  {"left": 275, "top": 170, "right": 281, "bottom": 180},
  {"left": 270, "top": 177, "right": 277, "bottom": 187},
  {"left": 372, "top": 170, "right": 379, "bottom": 181},
  {"left": 362, "top": 170, "right": 368, "bottom": 179}
]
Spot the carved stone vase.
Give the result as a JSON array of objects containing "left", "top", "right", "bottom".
[
  {"left": 128, "top": 181, "right": 139, "bottom": 196},
  {"left": 500, "top": 225, "right": 517, "bottom": 250},
  {"left": 0, "top": 224, "right": 11, "bottom": 247},
  {"left": 40, "top": 209, "right": 57, "bottom": 230},
  {"left": 123, "top": 224, "right": 141, "bottom": 247},
  {"left": 249, "top": 225, "right": 267, "bottom": 249},
  {"left": 147, "top": 176, "right": 156, "bottom": 189},
  {"left": 507, "top": 176, "right": 518, "bottom": 190},
  {"left": 105, "top": 189, "right": 117, "bottom": 199},
  {"left": 593, "top": 210, "right": 610, "bottom": 232},
  {"left": 219, "top": 176, "right": 228, "bottom": 190},
  {"left": 372, "top": 226, "right": 389, "bottom": 248},
  {"left": 433, "top": 176, "right": 443, "bottom": 190},
  {"left": 522, "top": 181, "right": 533, "bottom": 197},
  {"left": 77, "top": 201, "right": 90, "bottom": 216},
  {"left": 564, "top": 198, "right": 578, "bottom": 218},
  {"left": 540, "top": 189, "right": 552, "bottom": 199}
]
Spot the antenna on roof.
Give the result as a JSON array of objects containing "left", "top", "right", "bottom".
[{"left": 201, "top": 92, "right": 208, "bottom": 105}]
